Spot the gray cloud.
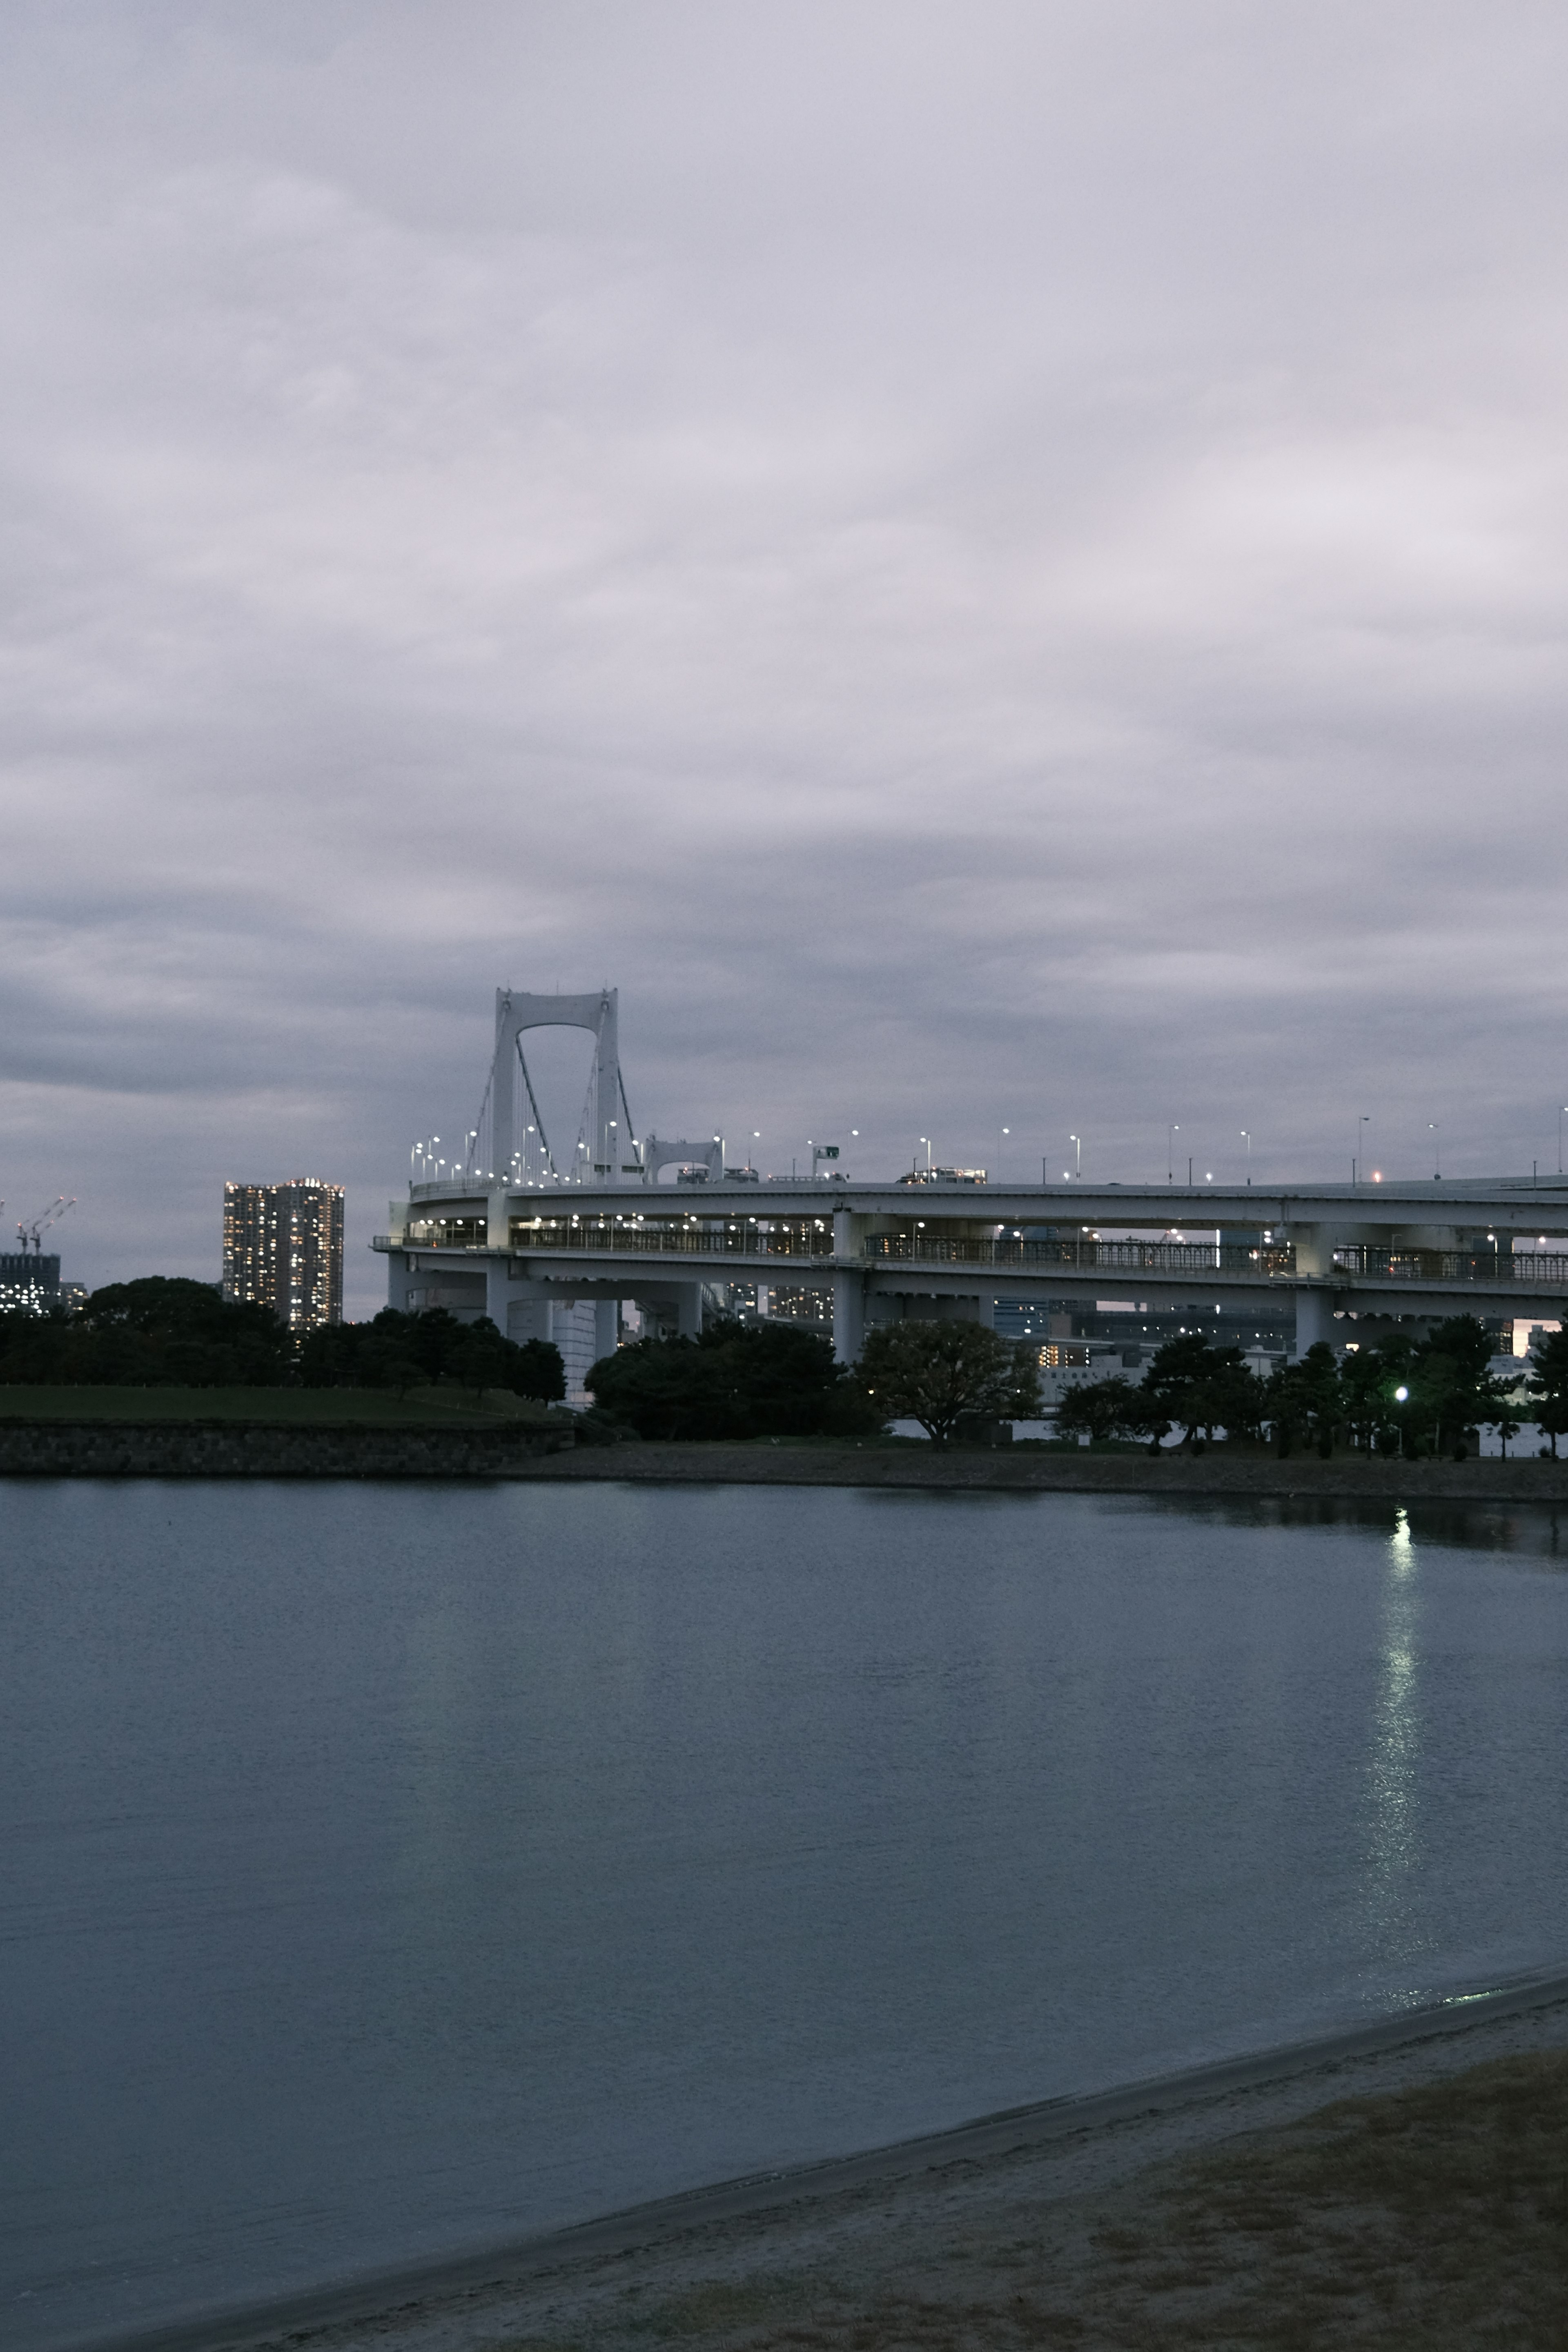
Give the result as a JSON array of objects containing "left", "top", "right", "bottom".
[{"left": 3, "top": 2, "right": 1568, "bottom": 1310}]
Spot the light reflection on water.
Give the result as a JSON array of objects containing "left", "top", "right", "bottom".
[
  {"left": 4, "top": 1481, "right": 1568, "bottom": 2350},
  {"left": 1366, "top": 1508, "right": 1422, "bottom": 1969}
]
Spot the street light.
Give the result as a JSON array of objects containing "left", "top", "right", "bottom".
[
  {"left": 1354, "top": 1115, "right": 1370, "bottom": 1187},
  {"left": 1070, "top": 1134, "right": 1081, "bottom": 1178},
  {"left": 1168, "top": 1124, "right": 1179, "bottom": 1183},
  {"left": 1430, "top": 1123, "right": 1440, "bottom": 1181},
  {"left": 1241, "top": 1130, "right": 1251, "bottom": 1185}
]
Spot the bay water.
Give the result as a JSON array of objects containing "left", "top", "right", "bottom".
[{"left": 4, "top": 1480, "right": 1568, "bottom": 2347}]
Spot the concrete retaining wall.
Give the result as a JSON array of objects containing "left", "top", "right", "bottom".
[{"left": 0, "top": 1422, "right": 568, "bottom": 1479}]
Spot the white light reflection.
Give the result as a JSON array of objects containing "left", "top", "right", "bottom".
[{"left": 1365, "top": 1507, "right": 1424, "bottom": 1961}]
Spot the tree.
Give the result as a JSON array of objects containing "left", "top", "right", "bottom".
[
  {"left": 449, "top": 1325, "right": 510, "bottom": 1401},
  {"left": 1407, "top": 1314, "right": 1502, "bottom": 1459},
  {"left": 586, "top": 1337, "right": 733, "bottom": 1440},
  {"left": 511, "top": 1337, "right": 566, "bottom": 1403},
  {"left": 1053, "top": 1374, "right": 1144, "bottom": 1445},
  {"left": 0, "top": 1276, "right": 291, "bottom": 1388},
  {"left": 1528, "top": 1327, "right": 1568, "bottom": 1458},
  {"left": 587, "top": 1317, "right": 872, "bottom": 1442},
  {"left": 1338, "top": 1337, "right": 1413, "bottom": 1454},
  {"left": 1265, "top": 1341, "right": 1342, "bottom": 1458},
  {"left": 856, "top": 1320, "right": 1041, "bottom": 1447},
  {"left": 1488, "top": 1383, "right": 1528, "bottom": 1459},
  {"left": 1190, "top": 1348, "right": 1268, "bottom": 1446},
  {"left": 355, "top": 1334, "right": 418, "bottom": 1398},
  {"left": 1140, "top": 1334, "right": 1263, "bottom": 1449}
]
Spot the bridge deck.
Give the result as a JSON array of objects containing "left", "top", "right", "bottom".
[{"left": 373, "top": 1231, "right": 1568, "bottom": 1308}]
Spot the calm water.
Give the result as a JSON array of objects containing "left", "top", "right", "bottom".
[{"left": 5, "top": 1482, "right": 1568, "bottom": 2348}]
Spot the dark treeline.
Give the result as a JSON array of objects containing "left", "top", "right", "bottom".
[
  {"left": 585, "top": 1317, "right": 1042, "bottom": 1445},
  {"left": 0, "top": 1279, "right": 566, "bottom": 1402},
  {"left": 1056, "top": 1319, "right": 1567, "bottom": 1460},
  {"left": 4, "top": 1285, "right": 1561, "bottom": 1459},
  {"left": 586, "top": 1318, "right": 879, "bottom": 1441},
  {"left": 587, "top": 1311, "right": 1560, "bottom": 1453}
]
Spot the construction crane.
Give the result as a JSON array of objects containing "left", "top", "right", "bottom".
[{"left": 16, "top": 1196, "right": 76, "bottom": 1256}]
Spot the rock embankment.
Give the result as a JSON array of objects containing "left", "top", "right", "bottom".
[
  {"left": 0, "top": 1421, "right": 566, "bottom": 1478},
  {"left": 5, "top": 1425, "right": 1568, "bottom": 1497}
]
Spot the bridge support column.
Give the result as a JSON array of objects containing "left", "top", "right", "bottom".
[
  {"left": 832, "top": 1269, "right": 865, "bottom": 1365},
  {"left": 595, "top": 1298, "right": 619, "bottom": 1363},
  {"left": 832, "top": 1207, "right": 866, "bottom": 1365},
  {"left": 485, "top": 1258, "right": 514, "bottom": 1326},
  {"left": 676, "top": 1284, "right": 703, "bottom": 1340},
  {"left": 1293, "top": 1289, "right": 1334, "bottom": 1356}
]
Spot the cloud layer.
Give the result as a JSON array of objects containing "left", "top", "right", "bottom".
[{"left": 3, "top": 2, "right": 1567, "bottom": 1307}]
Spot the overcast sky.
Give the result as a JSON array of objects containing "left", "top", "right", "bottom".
[{"left": 4, "top": 2, "right": 1567, "bottom": 1311}]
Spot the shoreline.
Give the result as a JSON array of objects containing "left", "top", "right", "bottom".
[
  {"left": 523, "top": 1441, "right": 1568, "bottom": 1501},
  {"left": 70, "top": 1962, "right": 1568, "bottom": 2352},
  {"left": 4, "top": 1427, "right": 1568, "bottom": 1497}
]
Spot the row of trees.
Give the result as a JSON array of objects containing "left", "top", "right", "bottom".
[
  {"left": 5, "top": 1280, "right": 1563, "bottom": 1459},
  {"left": 585, "top": 1319, "right": 881, "bottom": 1440},
  {"left": 0, "top": 1280, "right": 295, "bottom": 1389},
  {"left": 0, "top": 1282, "right": 566, "bottom": 1403},
  {"left": 586, "top": 1317, "right": 1042, "bottom": 1444},
  {"left": 295, "top": 1308, "right": 564, "bottom": 1402},
  {"left": 1055, "top": 1321, "right": 1568, "bottom": 1459},
  {"left": 589, "top": 1313, "right": 1568, "bottom": 1455}
]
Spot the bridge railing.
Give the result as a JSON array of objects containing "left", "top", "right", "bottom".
[
  {"left": 506, "top": 1218, "right": 835, "bottom": 1261},
  {"left": 865, "top": 1236, "right": 1295, "bottom": 1276},
  {"left": 381, "top": 1228, "right": 1294, "bottom": 1275},
  {"left": 1332, "top": 1247, "right": 1568, "bottom": 1287}
]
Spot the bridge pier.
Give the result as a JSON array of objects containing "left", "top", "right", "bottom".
[
  {"left": 832, "top": 1269, "right": 865, "bottom": 1364},
  {"left": 1292, "top": 1288, "right": 1334, "bottom": 1356},
  {"left": 832, "top": 1208, "right": 866, "bottom": 1364}
]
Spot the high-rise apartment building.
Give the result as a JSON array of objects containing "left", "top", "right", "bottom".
[{"left": 223, "top": 1178, "right": 344, "bottom": 1330}]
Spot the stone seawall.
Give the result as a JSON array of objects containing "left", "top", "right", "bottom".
[
  {"left": 0, "top": 1422, "right": 567, "bottom": 1479},
  {"left": 7, "top": 1426, "right": 1568, "bottom": 1499}
]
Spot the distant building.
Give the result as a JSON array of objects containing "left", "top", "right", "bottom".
[
  {"left": 0, "top": 1253, "right": 61, "bottom": 1314},
  {"left": 223, "top": 1179, "right": 344, "bottom": 1330}
]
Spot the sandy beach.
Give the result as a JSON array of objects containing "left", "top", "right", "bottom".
[{"left": 112, "top": 1968, "right": 1568, "bottom": 2352}]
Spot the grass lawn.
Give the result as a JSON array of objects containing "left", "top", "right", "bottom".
[{"left": 0, "top": 1384, "right": 563, "bottom": 1428}]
